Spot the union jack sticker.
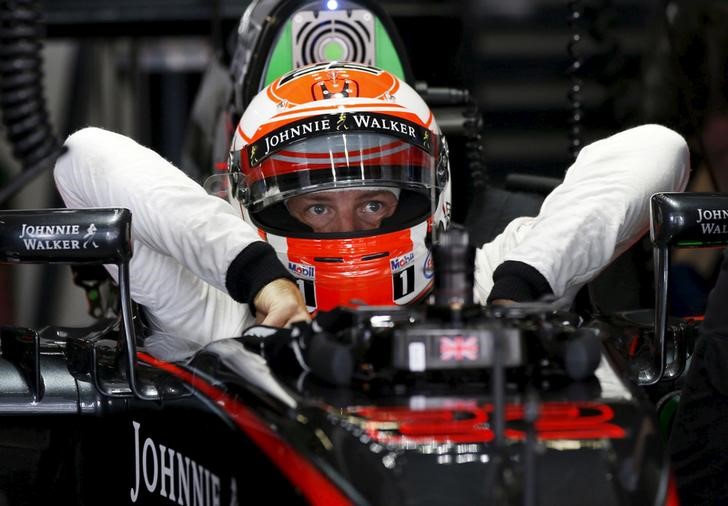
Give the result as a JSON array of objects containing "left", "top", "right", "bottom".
[{"left": 439, "top": 335, "right": 479, "bottom": 361}]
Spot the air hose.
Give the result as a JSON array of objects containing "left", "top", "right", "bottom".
[{"left": 0, "top": 0, "right": 64, "bottom": 206}]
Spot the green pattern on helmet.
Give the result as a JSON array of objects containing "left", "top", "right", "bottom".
[
  {"left": 264, "top": 21, "right": 294, "bottom": 87},
  {"left": 374, "top": 18, "right": 405, "bottom": 80}
]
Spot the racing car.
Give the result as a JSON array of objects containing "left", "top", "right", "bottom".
[
  {"left": 0, "top": 0, "right": 716, "bottom": 504},
  {"left": 0, "top": 191, "right": 719, "bottom": 505}
]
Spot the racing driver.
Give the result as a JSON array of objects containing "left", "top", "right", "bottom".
[{"left": 53, "top": 62, "right": 690, "bottom": 360}]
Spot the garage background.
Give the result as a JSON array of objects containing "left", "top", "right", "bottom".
[{"left": 0, "top": 0, "right": 714, "bottom": 327}]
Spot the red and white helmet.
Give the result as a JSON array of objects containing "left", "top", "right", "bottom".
[{"left": 229, "top": 62, "right": 451, "bottom": 312}]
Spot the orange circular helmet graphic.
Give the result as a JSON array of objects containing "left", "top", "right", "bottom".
[{"left": 229, "top": 62, "right": 450, "bottom": 312}]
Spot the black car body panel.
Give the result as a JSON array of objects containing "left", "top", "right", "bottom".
[{"left": 0, "top": 318, "right": 670, "bottom": 506}]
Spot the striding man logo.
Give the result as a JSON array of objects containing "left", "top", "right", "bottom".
[
  {"left": 83, "top": 223, "right": 99, "bottom": 249},
  {"left": 336, "top": 112, "right": 349, "bottom": 131}
]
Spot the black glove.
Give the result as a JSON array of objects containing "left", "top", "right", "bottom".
[{"left": 240, "top": 308, "right": 356, "bottom": 386}]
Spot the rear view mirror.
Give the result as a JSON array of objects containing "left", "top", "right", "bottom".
[
  {"left": 643, "top": 192, "right": 728, "bottom": 384},
  {"left": 0, "top": 208, "right": 158, "bottom": 400},
  {"left": 0, "top": 208, "right": 131, "bottom": 264}
]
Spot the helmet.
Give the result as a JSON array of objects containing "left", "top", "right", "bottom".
[{"left": 228, "top": 62, "right": 451, "bottom": 312}]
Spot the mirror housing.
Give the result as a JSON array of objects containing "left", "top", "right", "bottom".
[
  {"left": 0, "top": 208, "right": 158, "bottom": 400},
  {"left": 642, "top": 193, "right": 728, "bottom": 384}
]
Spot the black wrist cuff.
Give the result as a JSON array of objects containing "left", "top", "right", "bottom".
[
  {"left": 487, "top": 260, "right": 553, "bottom": 303},
  {"left": 225, "top": 242, "right": 294, "bottom": 306}
]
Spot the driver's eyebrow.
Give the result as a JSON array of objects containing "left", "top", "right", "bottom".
[
  {"left": 352, "top": 190, "right": 396, "bottom": 201},
  {"left": 300, "top": 190, "right": 394, "bottom": 203},
  {"left": 298, "top": 193, "right": 337, "bottom": 203},
  {"left": 357, "top": 190, "right": 392, "bottom": 197}
]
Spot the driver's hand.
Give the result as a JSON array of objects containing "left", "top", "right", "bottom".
[{"left": 253, "top": 278, "right": 310, "bottom": 327}]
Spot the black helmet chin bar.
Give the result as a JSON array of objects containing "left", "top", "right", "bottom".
[
  {"left": 643, "top": 192, "right": 728, "bottom": 385},
  {"left": 0, "top": 208, "right": 159, "bottom": 400}
]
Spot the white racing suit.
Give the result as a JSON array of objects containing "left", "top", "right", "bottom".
[{"left": 54, "top": 125, "right": 690, "bottom": 360}]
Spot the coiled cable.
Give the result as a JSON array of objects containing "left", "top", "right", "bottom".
[
  {"left": 566, "top": 0, "right": 584, "bottom": 161},
  {"left": 0, "top": 0, "right": 64, "bottom": 206},
  {"left": 462, "top": 92, "right": 487, "bottom": 199},
  {"left": 414, "top": 82, "right": 488, "bottom": 214}
]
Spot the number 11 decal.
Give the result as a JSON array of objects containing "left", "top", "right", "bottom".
[{"left": 393, "top": 265, "right": 415, "bottom": 300}]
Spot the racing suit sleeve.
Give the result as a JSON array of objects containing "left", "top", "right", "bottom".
[
  {"left": 474, "top": 124, "right": 691, "bottom": 304},
  {"left": 54, "top": 127, "right": 292, "bottom": 353}
]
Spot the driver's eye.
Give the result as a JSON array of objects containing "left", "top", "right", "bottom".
[
  {"left": 364, "top": 201, "right": 383, "bottom": 213},
  {"left": 310, "top": 204, "right": 328, "bottom": 215}
]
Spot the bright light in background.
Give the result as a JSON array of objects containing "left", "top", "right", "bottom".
[{"left": 326, "top": 0, "right": 339, "bottom": 10}]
